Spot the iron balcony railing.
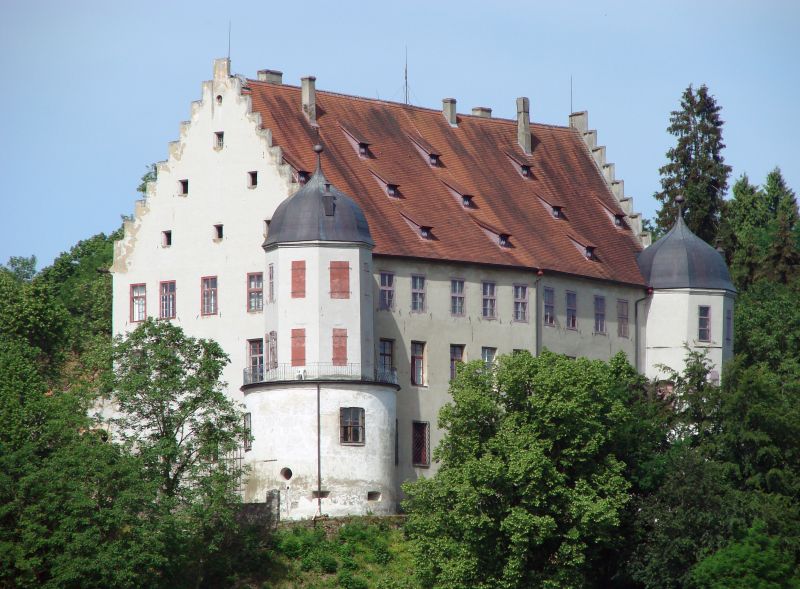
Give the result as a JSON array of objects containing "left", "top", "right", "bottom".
[{"left": 243, "top": 363, "right": 398, "bottom": 386}]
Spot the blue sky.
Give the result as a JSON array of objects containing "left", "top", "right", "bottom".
[{"left": 2, "top": 0, "right": 798, "bottom": 267}]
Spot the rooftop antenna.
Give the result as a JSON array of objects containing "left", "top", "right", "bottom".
[
  {"left": 404, "top": 46, "right": 409, "bottom": 105},
  {"left": 570, "top": 75, "right": 573, "bottom": 113},
  {"left": 227, "top": 20, "right": 231, "bottom": 60}
]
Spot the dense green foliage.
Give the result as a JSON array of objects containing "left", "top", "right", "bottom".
[{"left": 654, "top": 84, "right": 731, "bottom": 243}]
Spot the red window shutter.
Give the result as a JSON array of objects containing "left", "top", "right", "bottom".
[
  {"left": 329, "top": 261, "right": 350, "bottom": 299},
  {"left": 291, "top": 261, "right": 306, "bottom": 298},
  {"left": 291, "top": 328, "right": 306, "bottom": 366},
  {"left": 332, "top": 328, "right": 347, "bottom": 366}
]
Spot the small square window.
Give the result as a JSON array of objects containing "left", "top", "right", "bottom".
[
  {"left": 481, "top": 346, "right": 496, "bottom": 367},
  {"left": 214, "top": 224, "right": 224, "bottom": 239},
  {"left": 248, "top": 171, "right": 258, "bottom": 188},
  {"left": 214, "top": 132, "right": 224, "bottom": 149},
  {"left": 179, "top": 179, "right": 189, "bottom": 195},
  {"left": 162, "top": 230, "right": 172, "bottom": 247}
]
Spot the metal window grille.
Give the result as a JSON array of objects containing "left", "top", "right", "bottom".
[{"left": 412, "top": 421, "right": 430, "bottom": 466}]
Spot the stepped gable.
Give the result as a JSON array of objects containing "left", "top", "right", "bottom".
[{"left": 248, "top": 80, "right": 646, "bottom": 286}]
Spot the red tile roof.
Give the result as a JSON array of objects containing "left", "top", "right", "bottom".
[{"left": 247, "top": 81, "right": 646, "bottom": 286}]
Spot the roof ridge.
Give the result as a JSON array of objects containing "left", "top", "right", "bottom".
[{"left": 246, "top": 78, "right": 572, "bottom": 130}]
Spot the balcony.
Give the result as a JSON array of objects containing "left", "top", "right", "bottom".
[{"left": 243, "top": 363, "right": 398, "bottom": 386}]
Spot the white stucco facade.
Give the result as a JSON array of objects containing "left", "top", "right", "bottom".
[{"left": 110, "top": 58, "right": 734, "bottom": 519}]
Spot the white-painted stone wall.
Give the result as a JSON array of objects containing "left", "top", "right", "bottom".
[
  {"left": 242, "top": 382, "right": 397, "bottom": 519},
  {"left": 643, "top": 288, "right": 735, "bottom": 382}
]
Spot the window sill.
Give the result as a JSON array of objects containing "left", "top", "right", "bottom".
[
  {"left": 412, "top": 463, "right": 431, "bottom": 469},
  {"left": 512, "top": 319, "right": 529, "bottom": 324},
  {"left": 247, "top": 309, "right": 264, "bottom": 314},
  {"left": 481, "top": 316, "right": 498, "bottom": 321},
  {"left": 544, "top": 322, "right": 556, "bottom": 328},
  {"left": 340, "top": 442, "right": 365, "bottom": 447},
  {"left": 593, "top": 331, "right": 608, "bottom": 336}
]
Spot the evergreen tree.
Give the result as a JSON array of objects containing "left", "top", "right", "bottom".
[
  {"left": 654, "top": 85, "right": 731, "bottom": 243},
  {"left": 761, "top": 168, "right": 800, "bottom": 284}
]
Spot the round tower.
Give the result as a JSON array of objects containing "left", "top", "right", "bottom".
[
  {"left": 241, "top": 145, "right": 398, "bottom": 520},
  {"left": 637, "top": 196, "right": 736, "bottom": 383}
]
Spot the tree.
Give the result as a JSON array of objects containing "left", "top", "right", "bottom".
[
  {"left": 109, "top": 318, "right": 247, "bottom": 586},
  {"left": 1, "top": 255, "right": 37, "bottom": 282},
  {"left": 654, "top": 85, "right": 731, "bottom": 243},
  {"left": 137, "top": 163, "right": 157, "bottom": 195},
  {"left": 403, "top": 351, "right": 642, "bottom": 589},
  {"left": 690, "top": 521, "right": 800, "bottom": 589}
]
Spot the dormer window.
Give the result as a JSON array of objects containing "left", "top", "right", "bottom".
[
  {"left": 499, "top": 234, "right": 511, "bottom": 247},
  {"left": 614, "top": 214, "right": 625, "bottom": 227},
  {"left": 408, "top": 133, "right": 441, "bottom": 167},
  {"left": 521, "top": 164, "right": 531, "bottom": 178},
  {"left": 429, "top": 154, "right": 440, "bottom": 167},
  {"left": 552, "top": 206, "right": 563, "bottom": 219},
  {"left": 359, "top": 143, "right": 369, "bottom": 156},
  {"left": 297, "top": 171, "right": 310, "bottom": 185},
  {"left": 420, "top": 226, "right": 433, "bottom": 239},
  {"left": 505, "top": 150, "right": 534, "bottom": 179},
  {"left": 441, "top": 178, "right": 475, "bottom": 209},
  {"left": 387, "top": 184, "right": 399, "bottom": 197},
  {"left": 370, "top": 169, "right": 400, "bottom": 198},
  {"left": 340, "top": 124, "right": 371, "bottom": 158},
  {"left": 462, "top": 195, "right": 473, "bottom": 208},
  {"left": 401, "top": 212, "right": 433, "bottom": 240},
  {"left": 585, "top": 246, "right": 596, "bottom": 260}
]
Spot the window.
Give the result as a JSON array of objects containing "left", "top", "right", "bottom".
[
  {"left": 543, "top": 287, "right": 555, "bottom": 326},
  {"left": 291, "top": 260, "right": 306, "bottom": 298},
  {"left": 566, "top": 291, "right": 577, "bottom": 329},
  {"left": 379, "top": 272, "right": 394, "bottom": 310},
  {"left": 130, "top": 284, "right": 146, "bottom": 322},
  {"left": 162, "top": 230, "right": 172, "bottom": 247},
  {"left": 330, "top": 261, "right": 350, "bottom": 299},
  {"left": 267, "top": 331, "right": 277, "bottom": 369},
  {"left": 412, "top": 421, "right": 430, "bottom": 466},
  {"left": 594, "top": 296, "right": 606, "bottom": 333},
  {"left": 333, "top": 328, "right": 348, "bottom": 366},
  {"left": 481, "top": 346, "right": 496, "bottom": 367},
  {"left": 248, "top": 171, "right": 258, "bottom": 188},
  {"left": 411, "top": 341, "right": 425, "bottom": 385},
  {"left": 214, "top": 131, "right": 224, "bottom": 149},
  {"left": 617, "top": 299, "right": 629, "bottom": 338},
  {"left": 698, "top": 306, "right": 711, "bottom": 342},
  {"left": 159, "top": 281, "right": 176, "bottom": 319},
  {"left": 726, "top": 309, "right": 732, "bottom": 343},
  {"left": 340, "top": 407, "right": 365, "bottom": 444},
  {"left": 247, "top": 273, "right": 263, "bottom": 312},
  {"left": 513, "top": 284, "right": 528, "bottom": 322},
  {"left": 268, "top": 264, "right": 275, "bottom": 303},
  {"left": 411, "top": 275, "right": 426, "bottom": 312},
  {"left": 201, "top": 276, "right": 218, "bottom": 315},
  {"left": 248, "top": 339, "right": 264, "bottom": 382},
  {"left": 214, "top": 224, "right": 224, "bottom": 239},
  {"left": 449, "top": 344, "right": 464, "bottom": 381},
  {"left": 379, "top": 339, "right": 394, "bottom": 371},
  {"left": 243, "top": 413, "right": 252, "bottom": 451},
  {"left": 482, "top": 281, "right": 496, "bottom": 319},
  {"left": 291, "top": 328, "right": 306, "bottom": 366},
  {"left": 450, "top": 279, "right": 465, "bottom": 316},
  {"left": 178, "top": 179, "right": 188, "bottom": 195}
]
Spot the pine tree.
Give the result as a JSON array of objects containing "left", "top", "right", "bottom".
[
  {"left": 763, "top": 167, "right": 799, "bottom": 231},
  {"left": 655, "top": 85, "right": 732, "bottom": 243}
]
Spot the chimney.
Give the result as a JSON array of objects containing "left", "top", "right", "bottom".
[
  {"left": 471, "top": 106, "right": 492, "bottom": 118},
  {"left": 442, "top": 98, "right": 457, "bottom": 126},
  {"left": 302, "top": 76, "right": 317, "bottom": 124},
  {"left": 257, "top": 69, "right": 283, "bottom": 84},
  {"left": 517, "top": 97, "right": 531, "bottom": 154}
]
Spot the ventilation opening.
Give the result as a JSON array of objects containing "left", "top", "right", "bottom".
[
  {"left": 248, "top": 171, "right": 258, "bottom": 188},
  {"left": 367, "top": 491, "right": 381, "bottom": 501},
  {"left": 280, "top": 467, "right": 293, "bottom": 480},
  {"left": 312, "top": 490, "right": 330, "bottom": 499},
  {"left": 162, "top": 230, "right": 172, "bottom": 247},
  {"left": 214, "top": 131, "right": 224, "bottom": 149},
  {"left": 214, "top": 224, "right": 224, "bottom": 239},
  {"left": 178, "top": 179, "right": 189, "bottom": 195},
  {"left": 216, "top": 94, "right": 223, "bottom": 104}
]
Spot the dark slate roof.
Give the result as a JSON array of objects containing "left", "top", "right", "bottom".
[
  {"left": 637, "top": 215, "right": 735, "bottom": 292},
  {"left": 264, "top": 165, "right": 374, "bottom": 248}
]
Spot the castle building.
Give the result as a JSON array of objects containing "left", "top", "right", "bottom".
[{"left": 110, "top": 58, "right": 734, "bottom": 519}]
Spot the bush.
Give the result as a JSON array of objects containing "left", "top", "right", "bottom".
[
  {"left": 338, "top": 570, "right": 369, "bottom": 589},
  {"left": 319, "top": 552, "right": 339, "bottom": 574}
]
